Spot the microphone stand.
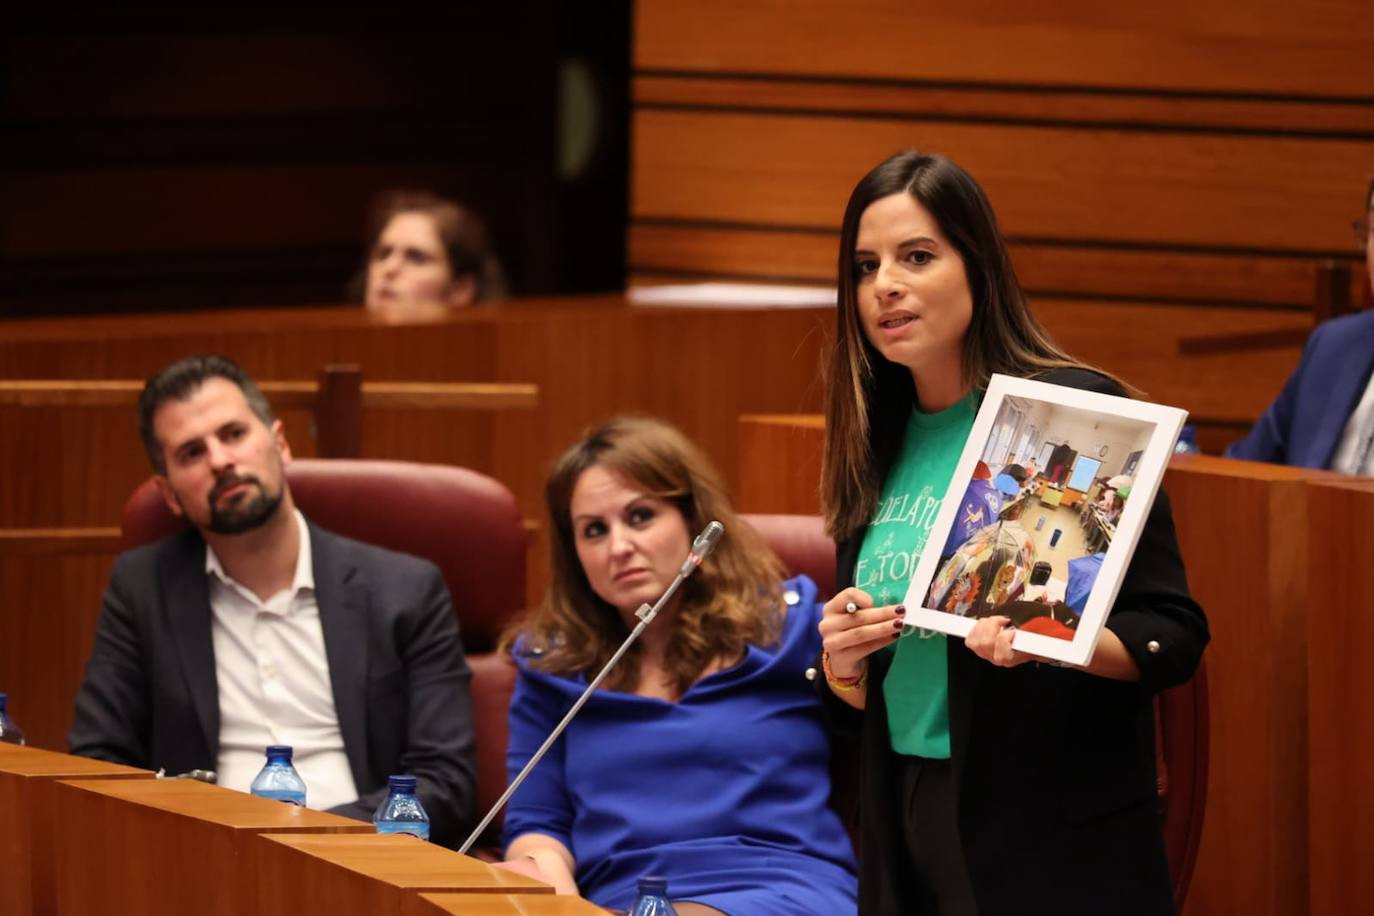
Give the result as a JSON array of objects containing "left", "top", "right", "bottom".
[{"left": 458, "top": 522, "right": 722, "bottom": 855}]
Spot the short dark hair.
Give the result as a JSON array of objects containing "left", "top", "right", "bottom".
[{"left": 138, "top": 355, "right": 274, "bottom": 474}]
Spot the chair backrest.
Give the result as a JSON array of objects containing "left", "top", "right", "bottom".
[
  {"left": 120, "top": 458, "right": 526, "bottom": 847},
  {"left": 1156, "top": 661, "right": 1210, "bottom": 911},
  {"left": 741, "top": 512, "right": 1209, "bottom": 911},
  {"left": 740, "top": 513, "right": 835, "bottom": 597}
]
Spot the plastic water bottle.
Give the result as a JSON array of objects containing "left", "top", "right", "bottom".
[
  {"left": 1174, "top": 425, "right": 1200, "bottom": 455},
  {"left": 628, "top": 876, "right": 678, "bottom": 916},
  {"left": 373, "top": 774, "right": 431, "bottom": 840},
  {"left": 0, "top": 693, "right": 26, "bottom": 745},
  {"left": 249, "top": 745, "right": 307, "bottom": 806}
]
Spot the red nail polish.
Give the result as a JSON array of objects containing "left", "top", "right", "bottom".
[
  {"left": 892, "top": 619, "right": 904, "bottom": 630},
  {"left": 895, "top": 605, "right": 906, "bottom": 615}
]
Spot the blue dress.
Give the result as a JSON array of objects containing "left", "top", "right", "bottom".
[{"left": 502, "top": 576, "right": 858, "bottom": 915}]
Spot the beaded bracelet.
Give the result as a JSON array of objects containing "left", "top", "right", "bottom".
[{"left": 822, "top": 650, "right": 867, "bottom": 692}]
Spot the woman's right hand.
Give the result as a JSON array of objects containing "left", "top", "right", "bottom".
[
  {"left": 818, "top": 587, "right": 905, "bottom": 680},
  {"left": 502, "top": 835, "right": 579, "bottom": 895}
]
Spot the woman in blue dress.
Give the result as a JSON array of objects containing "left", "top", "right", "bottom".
[{"left": 500, "top": 416, "right": 858, "bottom": 915}]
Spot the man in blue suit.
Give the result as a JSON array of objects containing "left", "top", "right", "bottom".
[{"left": 1227, "top": 179, "right": 1374, "bottom": 472}]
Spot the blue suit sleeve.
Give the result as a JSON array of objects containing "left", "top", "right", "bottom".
[
  {"left": 1225, "top": 323, "right": 1326, "bottom": 463},
  {"left": 501, "top": 663, "right": 575, "bottom": 854}
]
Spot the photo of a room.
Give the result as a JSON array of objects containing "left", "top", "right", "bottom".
[{"left": 922, "top": 395, "right": 1157, "bottom": 640}]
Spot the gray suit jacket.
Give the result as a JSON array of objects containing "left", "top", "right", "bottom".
[{"left": 68, "top": 519, "right": 478, "bottom": 848}]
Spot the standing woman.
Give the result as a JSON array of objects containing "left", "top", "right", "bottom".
[{"left": 817, "top": 151, "right": 1208, "bottom": 915}]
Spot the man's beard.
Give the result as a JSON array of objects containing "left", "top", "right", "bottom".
[{"left": 207, "top": 474, "right": 284, "bottom": 535}]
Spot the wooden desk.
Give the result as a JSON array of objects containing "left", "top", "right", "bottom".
[
  {"left": 253, "top": 833, "right": 550, "bottom": 916},
  {"left": 1082, "top": 505, "right": 1116, "bottom": 553},
  {"left": 1162, "top": 455, "right": 1336, "bottom": 916},
  {"left": 1305, "top": 476, "right": 1374, "bottom": 916},
  {"left": 53, "top": 777, "right": 373, "bottom": 916},
  {"left": 1038, "top": 483, "right": 1065, "bottom": 507},
  {"left": 407, "top": 892, "right": 611, "bottom": 915},
  {"left": 0, "top": 745, "right": 150, "bottom": 916},
  {"left": 734, "top": 415, "right": 1348, "bottom": 916}
]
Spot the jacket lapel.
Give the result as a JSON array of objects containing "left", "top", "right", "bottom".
[
  {"left": 310, "top": 524, "right": 371, "bottom": 788},
  {"left": 163, "top": 531, "right": 220, "bottom": 758}
]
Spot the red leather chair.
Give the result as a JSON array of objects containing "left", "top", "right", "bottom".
[
  {"left": 1155, "top": 660, "right": 1209, "bottom": 910},
  {"left": 741, "top": 512, "right": 1209, "bottom": 911},
  {"left": 741, "top": 513, "right": 835, "bottom": 597},
  {"left": 120, "top": 459, "right": 525, "bottom": 849}
]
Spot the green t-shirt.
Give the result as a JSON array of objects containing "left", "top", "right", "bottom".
[{"left": 855, "top": 393, "right": 977, "bottom": 759}]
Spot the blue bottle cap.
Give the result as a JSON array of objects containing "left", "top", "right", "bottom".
[
  {"left": 637, "top": 876, "right": 668, "bottom": 896},
  {"left": 265, "top": 745, "right": 293, "bottom": 758},
  {"left": 388, "top": 774, "right": 418, "bottom": 792}
]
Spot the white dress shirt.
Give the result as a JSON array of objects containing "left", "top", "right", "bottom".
[
  {"left": 1329, "top": 374, "right": 1374, "bottom": 475},
  {"left": 206, "top": 510, "right": 359, "bottom": 810}
]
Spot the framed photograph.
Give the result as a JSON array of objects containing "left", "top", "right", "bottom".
[{"left": 901, "top": 374, "right": 1187, "bottom": 666}]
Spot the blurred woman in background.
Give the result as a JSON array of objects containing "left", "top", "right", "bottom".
[{"left": 354, "top": 189, "right": 507, "bottom": 322}]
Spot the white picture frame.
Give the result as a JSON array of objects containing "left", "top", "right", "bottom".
[{"left": 901, "top": 374, "right": 1187, "bottom": 666}]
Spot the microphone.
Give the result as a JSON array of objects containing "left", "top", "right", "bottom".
[
  {"left": 676, "top": 520, "right": 724, "bottom": 577},
  {"left": 458, "top": 521, "right": 725, "bottom": 855}
]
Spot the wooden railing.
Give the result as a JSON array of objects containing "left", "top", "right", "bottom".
[{"left": 0, "top": 365, "right": 538, "bottom": 460}]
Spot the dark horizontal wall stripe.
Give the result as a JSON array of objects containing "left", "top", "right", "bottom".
[
  {"left": 634, "top": 68, "right": 1374, "bottom": 108},
  {"left": 629, "top": 267, "right": 834, "bottom": 287},
  {"left": 635, "top": 75, "right": 1374, "bottom": 138},
  {"left": 635, "top": 100, "right": 1374, "bottom": 142},
  {"left": 631, "top": 217, "right": 1368, "bottom": 264}
]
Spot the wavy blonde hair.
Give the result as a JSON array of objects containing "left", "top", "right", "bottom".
[{"left": 503, "top": 416, "right": 785, "bottom": 696}]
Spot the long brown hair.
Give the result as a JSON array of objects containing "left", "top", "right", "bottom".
[
  {"left": 821, "top": 151, "right": 1112, "bottom": 541},
  {"left": 505, "top": 416, "right": 785, "bottom": 696}
]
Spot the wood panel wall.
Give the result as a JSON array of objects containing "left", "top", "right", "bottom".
[
  {"left": 0, "top": 292, "right": 1310, "bottom": 531},
  {"left": 0, "top": 537, "right": 116, "bottom": 751},
  {"left": 629, "top": 0, "right": 1374, "bottom": 318}
]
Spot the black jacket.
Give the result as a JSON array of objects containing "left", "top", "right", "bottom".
[{"left": 68, "top": 519, "right": 478, "bottom": 848}]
